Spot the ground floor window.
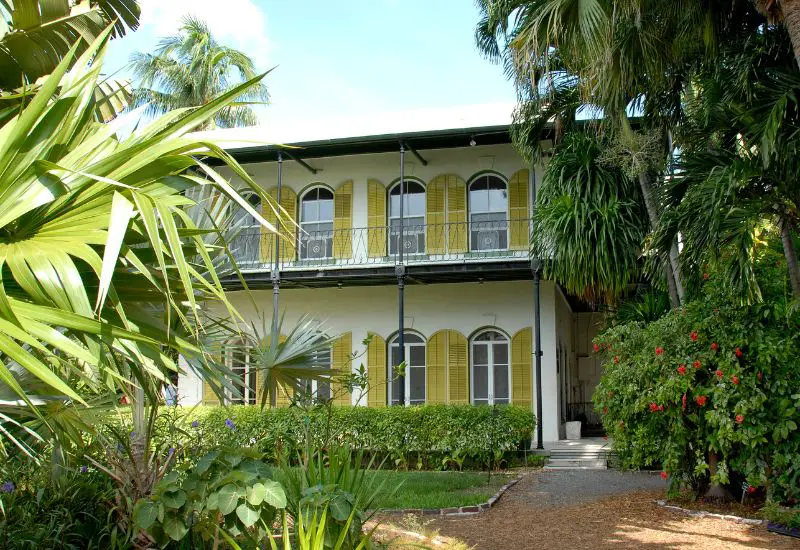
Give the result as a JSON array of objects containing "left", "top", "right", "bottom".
[
  {"left": 297, "top": 347, "right": 332, "bottom": 403},
  {"left": 224, "top": 340, "right": 256, "bottom": 405},
  {"left": 388, "top": 332, "right": 426, "bottom": 405},
  {"left": 470, "top": 330, "right": 510, "bottom": 405}
]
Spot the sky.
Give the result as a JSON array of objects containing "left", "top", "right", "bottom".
[{"left": 104, "top": 0, "right": 518, "bottom": 140}]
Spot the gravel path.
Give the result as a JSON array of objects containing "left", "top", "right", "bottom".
[{"left": 419, "top": 470, "right": 800, "bottom": 550}]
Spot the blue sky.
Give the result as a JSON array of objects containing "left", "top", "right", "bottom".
[{"left": 105, "top": 0, "right": 516, "bottom": 136}]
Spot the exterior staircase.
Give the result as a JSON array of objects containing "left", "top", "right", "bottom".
[{"left": 543, "top": 438, "right": 612, "bottom": 470}]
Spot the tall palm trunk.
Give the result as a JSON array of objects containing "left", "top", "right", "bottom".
[
  {"left": 781, "top": 0, "right": 800, "bottom": 70},
  {"left": 779, "top": 214, "right": 800, "bottom": 299},
  {"left": 638, "top": 172, "right": 683, "bottom": 307}
]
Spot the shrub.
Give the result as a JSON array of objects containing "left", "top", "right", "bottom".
[{"left": 594, "top": 247, "right": 800, "bottom": 503}]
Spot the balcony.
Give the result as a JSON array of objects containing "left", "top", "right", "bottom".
[{"left": 227, "top": 218, "right": 531, "bottom": 272}]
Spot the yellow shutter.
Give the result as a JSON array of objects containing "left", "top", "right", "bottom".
[
  {"left": 511, "top": 328, "right": 532, "bottom": 407},
  {"left": 508, "top": 169, "right": 530, "bottom": 251},
  {"left": 446, "top": 175, "right": 467, "bottom": 253},
  {"left": 367, "top": 332, "right": 387, "bottom": 407},
  {"left": 426, "top": 331, "right": 447, "bottom": 404},
  {"left": 261, "top": 187, "right": 297, "bottom": 263},
  {"left": 332, "top": 332, "right": 352, "bottom": 406},
  {"left": 367, "top": 179, "right": 387, "bottom": 258},
  {"left": 333, "top": 180, "right": 353, "bottom": 259},
  {"left": 446, "top": 330, "right": 469, "bottom": 404},
  {"left": 426, "top": 176, "right": 446, "bottom": 254},
  {"left": 273, "top": 334, "right": 292, "bottom": 407},
  {"left": 202, "top": 381, "right": 219, "bottom": 405}
]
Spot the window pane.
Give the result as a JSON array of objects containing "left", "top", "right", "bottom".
[
  {"left": 317, "top": 380, "right": 331, "bottom": 401},
  {"left": 473, "top": 363, "right": 488, "bottom": 400},
  {"left": 410, "top": 366, "right": 425, "bottom": 403},
  {"left": 493, "top": 343, "right": 508, "bottom": 365},
  {"left": 389, "top": 193, "right": 400, "bottom": 217},
  {"left": 488, "top": 188, "right": 507, "bottom": 212},
  {"left": 318, "top": 199, "right": 334, "bottom": 221},
  {"left": 402, "top": 333, "right": 424, "bottom": 344},
  {"left": 247, "top": 368, "right": 257, "bottom": 405},
  {"left": 301, "top": 199, "right": 317, "bottom": 222},
  {"left": 472, "top": 343, "right": 488, "bottom": 365},
  {"left": 470, "top": 189, "right": 489, "bottom": 212},
  {"left": 409, "top": 344, "right": 425, "bottom": 366},
  {"left": 493, "top": 363, "right": 509, "bottom": 400},
  {"left": 390, "top": 345, "right": 401, "bottom": 367},
  {"left": 391, "top": 373, "right": 401, "bottom": 405},
  {"left": 406, "top": 192, "right": 425, "bottom": 216}
]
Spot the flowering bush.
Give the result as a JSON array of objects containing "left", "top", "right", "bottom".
[{"left": 594, "top": 251, "right": 800, "bottom": 504}]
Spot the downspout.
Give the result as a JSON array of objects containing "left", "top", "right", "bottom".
[
  {"left": 396, "top": 144, "right": 406, "bottom": 407},
  {"left": 531, "top": 167, "right": 544, "bottom": 449},
  {"left": 270, "top": 152, "right": 283, "bottom": 408}
]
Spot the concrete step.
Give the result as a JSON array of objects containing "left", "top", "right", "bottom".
[{"left": 544, "top": 458, "right": 607, "bottom": 470}]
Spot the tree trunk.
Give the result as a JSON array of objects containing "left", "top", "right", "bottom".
[
  {"left": 704, "top": 452, "right": 732, "bottom": 502},
  {"left": 782, "top": 0, "right": 800, "bottom": 70},
  {"left": 779, "top": 214, "right": 800, "bottom": 299},
  {"left": 638, "top": 172, "right": 682, "bottom": 307}
]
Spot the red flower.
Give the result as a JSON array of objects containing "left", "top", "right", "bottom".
[
  {"left": 703, "top": 272, "right": 710, "bottom": 280},
  {"left": 649, "top": 402, "right": 659, "bottom": 413},
  {"left": 614, "top": 356, "right": 620, "bottom": 364},
  {"left": 757, "top": 372, "right": 763, "bottom": 381},
  {"left": 603, "top": 435, "right": 609, "bottom": 440},
  {"left": 682, "top": 393, "right": 687, "bottom": 410},
  {"left": 660, "top": 471, "right": 668, "bottom": 480},
  {"left": 677, "top": 365, "right": 687, "bottom": 375},
  {"left": 715, "top": 369, "right": 724, "bottom": 378},
  {"left": 732, "top": 375, "right": 740, "bottom": 385},
  {"left": 655, "top": 347, "right": 664, "bottom": 356},
  {"left": 711, "top": 342, "right": 719, "bottom": 351},
  {"left": 690, "top": 331, "right": 699, "bottom": 342},
  {"left": 593, "top": 343, "right": 600, "bottom": 353},
  {"left": 747, "top": 486, "right": 757, "bottom": 494},
  {"left": 735, "top": 347, "right": 743, "bottom": 358},
  {"left": 693, "top": 360, "right": 702, "bottom": 369},
  {"left": 696, "top": 395, "right": 707, "bottom": 407},
  {"left": 735, "top": 414, "right": 745, "bottom": 424}
]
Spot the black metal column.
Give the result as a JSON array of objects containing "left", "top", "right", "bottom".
[
  {"left": 533, "top": 264, "right": 544, "bottom": 449},
  {"left": 396, "top": 144, "right": 406, "bottom": 407},
  {"left": 271, "top": 152, "right": 283, "bottom": 331}
]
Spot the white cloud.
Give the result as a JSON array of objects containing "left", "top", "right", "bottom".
[{"left": 138, "top": 0, "right": 269, "bottom": 67}]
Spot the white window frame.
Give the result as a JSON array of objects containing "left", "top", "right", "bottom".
[
  {"left": 388, "top": 332, "right": 426, "bottom": 406},
  {"left": 388, "top": 180, "right": 426, "bottom": 256},
  {"left": 297, "top": 347, "right": 333, "bottom": 402},
  {"left": 469, "top": 329, "right": 512, "bottom": 405},
  {"left": 298, "top": 186, "right": 335, "bottom": 260},
  {"left": 224, "top": 341, "right": 256, "bottom": 405},
  {"left": 468, "top": 174, "right": 509, "bottom": 252}
]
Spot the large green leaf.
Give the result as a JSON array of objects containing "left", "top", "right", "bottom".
[{"left": 217, "top": 484, "right": 239, "bottom": 516}]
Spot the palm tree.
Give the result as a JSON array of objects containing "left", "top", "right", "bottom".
[
  {"left": 0, "top": 0, "right": 140, "bottom": 90},
  {"left": 129, "top": 16, "right": 268, "bottom": 129}
]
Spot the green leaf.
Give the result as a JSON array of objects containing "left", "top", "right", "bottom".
[
  {"left": 217, "top": 484, "right": 239, "bottom": 516},
  {"left": 329, "top": 494, "right": 352, "bottom": 522},
  {"left": 163, "top": 514, "right": 188, "bottom": 542},
  {"left": 160, "top": 489, "right": 187, "bottom": 509},
  {"left": 236, "top": 502, "right": 259, "bottom": 528},
  {"left": 246, "top": 482, "right": 265, "bottom": 506},
  {"left": 205, "top": 490, "right": 219, "bottom": 511},
  {"left": 261, "top": 480, "right": 286, "bottom": 509},
  {"left": 133, "top": 500, "right": 159, "bottom": 531}
]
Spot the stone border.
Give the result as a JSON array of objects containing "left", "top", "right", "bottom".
[
  {"left": 655, "top": 500, "right": 764, "bottom": 525},
  {"left": 378, "top": 474, "right": 524, "bottom": 517}
]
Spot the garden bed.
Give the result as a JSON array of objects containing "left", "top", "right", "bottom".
[{"left": 371, "top": 471, "right": 512, "bottom": 510}]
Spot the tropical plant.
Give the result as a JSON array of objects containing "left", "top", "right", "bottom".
[
  {"left": 0, "top": 0, "right": 140, "bottom": 90},
  {"left": 0, "top": 26, "right": 283, "bottom": 457},
  {"left": 130, "top": 15, "right": 269, "bottom": 129},
  {"left": 532, "top": 132, "right": 648, "bottom": 304}
]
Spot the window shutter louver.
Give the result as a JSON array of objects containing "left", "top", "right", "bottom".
[
  {"left": 426, "top": 176, "right": 446, "bottom": 254},
  {"left": 332, "top": 332, "right": 353, "bottom": 406},
  {"left": 446, "top": 330, "right": 469, "bottom": 404},
  {"left": 508, "top": 169, "right": 530, "bottom": 251},
  {"left": 202, "top": 381, "right": 219, "bottom": 405},
  {"left": 333, "top": 180, "right": 353, "bottom": 259},
  {"left": 366, "top": 332, "right": 387, "bottom": 407},
  {"left": 426, "top": 331, "right": 447, "bottom": 404},
  {"left": 446, "top": 175, "right": 467, "bottom": 253},
  {"left": 511, "top": 328, "right": 533, "bottom": 407},
  {"left": 367, "top": 179, "right": 387, "bottom": 258}
]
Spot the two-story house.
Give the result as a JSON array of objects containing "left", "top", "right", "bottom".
[{"left": 178, "top": 118, "right": 605, "bottom": 443}]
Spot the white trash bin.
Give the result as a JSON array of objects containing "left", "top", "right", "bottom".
[{"left": 565, "top": 421, "right": 582, "bottom": 440}]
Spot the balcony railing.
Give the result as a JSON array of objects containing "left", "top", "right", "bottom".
[{"left": 227, "top": 218, "right": 532, "bottom": 271}]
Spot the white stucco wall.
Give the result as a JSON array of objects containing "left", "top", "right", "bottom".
[{"left": 179, "top": 279, "right": 563, "bottom": 442}]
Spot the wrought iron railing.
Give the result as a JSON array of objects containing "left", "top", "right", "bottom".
[{"left": 227, "top": 219, "right": 532, "bottom": 270}]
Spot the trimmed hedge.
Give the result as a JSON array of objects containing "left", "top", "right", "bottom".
[{"left": 175, "top": 405, "right": 535, "bottom": 459}]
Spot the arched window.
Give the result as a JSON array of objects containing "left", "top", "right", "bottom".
[
  {"left": 299, "top": 186, "right": 334, "bottom": 260},
  {"left": 230, "top": 191, "right": 262, "bottom": 265},
  {"left": 297, "top": 344, "right": 332, "bottom": 403},
  {"left": 388, "top": 180, "right": 425, "bottom": 255},
  {"left": 224, "top": 339, "right": 256, "bottom": 405},
  {"left": 469, "top": 175, "right": 508, "bottom": 251},
  {"left": 388, "top": 332, "right": 426, "bottom": 406},
  {"left": 470, "top": 330, "right": 510, "bottom": 405}
]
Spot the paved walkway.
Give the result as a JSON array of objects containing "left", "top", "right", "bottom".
[{"left": 426, "top": 469, "right": 800, "bottom": 549}]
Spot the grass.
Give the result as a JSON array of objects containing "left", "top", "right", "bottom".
[{"left": 369, "top": 470, "right": 510, "bottom": 509}]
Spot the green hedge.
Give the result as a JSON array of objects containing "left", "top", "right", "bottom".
[{"left": 173, "top": 405, "right": 535, "bottom": 458}]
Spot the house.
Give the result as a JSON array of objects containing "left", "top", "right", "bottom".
[{"left": 178, "top": 111, "right": 605, "bottom": 443}]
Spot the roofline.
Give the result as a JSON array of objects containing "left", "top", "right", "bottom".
[{"left": 208, "top": 124, "right": 517, "bottom": 165}]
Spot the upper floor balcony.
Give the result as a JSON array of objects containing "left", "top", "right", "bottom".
[{"left": 228, "top": 217, "right": 531, "bottom": 272}]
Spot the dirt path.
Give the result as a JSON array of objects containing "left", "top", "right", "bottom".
[{"left": 422, "top": 470, "right": 800, "bottom": 549}]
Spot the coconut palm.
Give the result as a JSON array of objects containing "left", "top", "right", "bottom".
[
  {"left": 0, "top": 0, "right": 140, "bottom": 90},
  {"left": 0, "top": 26, "right": 287, "bottom": 455},
  {"left": 129, "top": 16, "right": 268, "bottom": 129}
]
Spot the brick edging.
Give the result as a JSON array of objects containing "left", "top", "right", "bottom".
[
  {"left": 378, "top": 474, "right": 524, "bottom": 517},
  {"left": 655, "top": 499, "right": 764, "bottom": 525}
]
